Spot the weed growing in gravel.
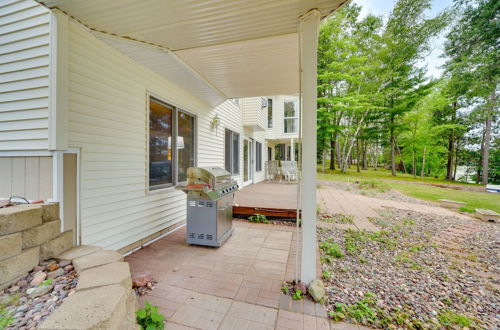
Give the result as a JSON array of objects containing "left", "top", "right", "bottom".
[
  {"left": 281, "top": 286, "right": 289, "bottom": 294},
  {"left": 292, "top": 290, "right": 303, "bottom": 300},
  {"left": 321, "top": 214, "right": 354, "bottom": 224},
  {"left": 322, "top": 271, "right": 331, "bottom": 280},
  {"left": 320, "top": 241, "right": 345, "bottom": 258},
  {"left": 437, "top": 309, "right": 476, "bottom": 327}
]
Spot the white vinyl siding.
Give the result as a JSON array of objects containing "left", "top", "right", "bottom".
[
  {"left": 67, "top": 21, "right": 251, "bottom": 251},
  {"left": 0, "top": 1, "right": 51, "bottom": 151},
  {"left": 241, "top": 97, "right": 266, "bottom": 131}
]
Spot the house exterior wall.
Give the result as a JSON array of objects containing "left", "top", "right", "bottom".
[
  {"left": 66, "top": 21, "right": 265, "bottom": 251},
  {"left": 266, "top": 95, "right": 300, "bottom": 141},
  {"left": 241, "top": 97, "right": 266, "bottom": 131},
  {"left": 0, "top": 1, "right": 51, "bottom": 151},
  {"left": 0, "top": 156, "right": 52, "bottom": 201}
]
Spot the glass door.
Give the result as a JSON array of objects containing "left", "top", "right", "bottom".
[{"left": 243, "top": 138, "right": 253, "bottom": 186}]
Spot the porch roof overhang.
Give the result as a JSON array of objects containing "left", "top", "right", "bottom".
[{"left": 38, "top": 0, "right": 345, "bottom": 106}]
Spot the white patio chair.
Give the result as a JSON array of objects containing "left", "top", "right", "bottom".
[
  {"left": 266, "top": 160, "right": 280, "bottom": 182},
  {"left": 281, "top": 161, "right": 298, "bottom": 183}
]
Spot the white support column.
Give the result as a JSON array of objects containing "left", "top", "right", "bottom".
[
  {"left": 290, "top": 138, "right": 295, "bottom": 162},
  {"left": 52, "top": 151, "right": 65, "bottom": 232},
  {"left": 300, "top": 9, "right": 320, "bottom": 284}
]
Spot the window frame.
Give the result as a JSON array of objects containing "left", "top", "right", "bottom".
[
  {"left": 283, "top": 98, "right": 298, "bottom": 134},
  {"left": 147, "top": 95, "right": 197, "bottom": 192},
  {"left": 224, "top": 129, "right": 240, "bottom": 175},
  {"left": 267, "top": 98, "right": 273, "bottom": 129}
]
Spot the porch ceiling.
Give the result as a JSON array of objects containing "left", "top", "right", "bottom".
[{"left": 38, "top": 0, "right": 345, "bottom": 103}]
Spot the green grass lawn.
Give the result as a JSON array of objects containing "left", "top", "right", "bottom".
[
  {"left": 317, "top": 167, "right": 477, "bottom": 186},
  {"left": 318, "top": 168, "right": 500, "bottom": 213}
]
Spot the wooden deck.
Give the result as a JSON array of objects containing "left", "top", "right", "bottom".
[{"left": 233, "top": 182, "right": 300, "bottom": 219}]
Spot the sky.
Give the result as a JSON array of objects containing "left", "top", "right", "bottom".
[{"left": 353, "top": 0, "right": 454, "bottom": 79}]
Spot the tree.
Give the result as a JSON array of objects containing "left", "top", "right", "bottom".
[
  {"left": 444, "top": 0, "right": 499, "bottom": 184},
  {"left": 377, "top": 0, "right": 449, "bottom": 176}
]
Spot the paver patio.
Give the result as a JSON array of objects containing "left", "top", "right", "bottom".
[{"left": 125, "top": 220, "right": 367, "bottom": 329}]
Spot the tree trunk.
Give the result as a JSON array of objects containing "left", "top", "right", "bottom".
[
  {"left": 421, "top": 145, "right": 426, "bottom": 179},
  {"left": 412, "top": 148, "right": 416, "bottom": 178},
  {"left": 476, "top": 129, "right": 485, "bottom": 184},
  {"left": 395, "top": 142, "right": 407, "bottom": 174},
  {"left": 446, "top": 102, "right": 457, "bottom": 181},
  {"left": 330, "top": 135, "right": 336, "bottom": 170},
  {"left": 321, "top": 148, "right": 326, "bottom": 172},
  {"left": 390, "top": 116, "right": 396, "bottom": 176},
  {"left": 362, "top": 141, "right": 368, "bottom": 170},
  {"left": 453, "top": 141, "right": 459, "bottom": 180},
  {"left": 482, "top": 91, "right": 494, "bottom": 185},
  {"left": 374, "top": 143, "right": 379, "bottom": 171},
  {"left": 336, "top": 137, "right": 341, "bottom": 169},
  {"left": 356, "top": 139, "right": 361, "bottom": 172}
]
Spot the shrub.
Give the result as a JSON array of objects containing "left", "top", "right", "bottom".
[
  {"left": 136, "top": 301, "right": 165, "bottom": 330},
  {"left": 248, "top": 213, "right": 270, "bottom": 224}
]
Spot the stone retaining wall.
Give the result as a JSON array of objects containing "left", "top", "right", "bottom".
[
  {"left": 39, "top": 246, "right": 138, "bottom": 329},
  {"left": 0, "top": 204, "right": 73, "bottom": 289}
]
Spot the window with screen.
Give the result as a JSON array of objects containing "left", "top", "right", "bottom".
[
  {"left": 284, "top": 99, "right": 298, "bottom": 133},
  {"left": 267, "top": 98, "right": 273, "bottom": 128},
  {"left": 256, "top": 142, "right": 262, "bottom": 172},
  {"left": 149, "top": 97, "right": 196, "bottom": 190},
  {"left": 224, "top": 129, "right": 240, "bottom": 175}
]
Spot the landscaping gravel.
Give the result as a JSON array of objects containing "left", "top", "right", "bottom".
[
  {"left": 0, "top": 259, "right": 78, "bottom": 329},
  {"left": 318, "top": 179, "right": 437, "bottom": 206},
  {"left": 319, "top": 208, "right": 499, "bottom": 329}
]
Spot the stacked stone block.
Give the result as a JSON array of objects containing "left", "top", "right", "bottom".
[{"left": 0, "top": 203, "right": 73, "bottom": 289}]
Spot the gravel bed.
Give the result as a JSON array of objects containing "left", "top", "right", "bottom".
[
  {"left": 463, "top": 222, "right": 500, "bottom": 276},
  {"left": 318, "top": 180, "right": 437, "bottom": 206},
  {"left": 0, "top": 259, "right": 78, "bottom": 329},
  {"left": 319, "top": 208, "right": 499, "bottom": 329}
]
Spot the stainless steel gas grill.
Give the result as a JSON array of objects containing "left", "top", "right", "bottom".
[{"left": 175, "top": 166, "right": 238, "bottom": 247}]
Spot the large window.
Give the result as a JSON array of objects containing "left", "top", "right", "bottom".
[
  {"left": 284, "top": 99, "right": 298, "bottom": 133},
  {"left": 256, "top": 142, "right": 262, "bottom": 172},
  {"left": 225, "top": 129, "right": 240, "bottom": 175},
  {"left": 267, "top": 98, "right": 273, "bottom": 128},
  {"left": 149, "top": 97, "right": 196, "bottom": 190}
]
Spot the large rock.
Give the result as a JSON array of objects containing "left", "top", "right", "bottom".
[
  {"left": 0, "top": 233, "right": 21, "bottom": 262},
  {"left": 26, "top": 284, "right": 52, "bottom": 298},
  {"left": 121, "top": 289, "right": 139, "bottom": 330},
  {"left": 132, "top": 271, "right": 153, "bottom": 287},
  {"left": 38, "top": 284, "right": 129, "bottom": 330},
  {"left": 22, "top": 219, "right": 61, "bottom": 248},
  {"left": 0, "top": 206, "right": 42, "bottom": 235},
  {"left": 57, "top": 245, "right": 102, "bottom": 262},
  {"left": 40, "top": 231, "right": 74, "bottom": 261},
  {"left": 0, "top": 247, "right": 39, "bottom": 288},
  {"left": 73, "top": 250, "right": 124, "bottom": 274},
  {"left": 76, "top": 262, "right": 132, "bottom": 291},
  {"left": 308, "top": 279, "right": 326, "bottom": 303}
]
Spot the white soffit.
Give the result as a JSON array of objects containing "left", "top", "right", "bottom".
[
  {"left": 93, "top": 32, "right": 226, "bottom": 107},
  {"left": 175, "top": 33, "right": 299, "bottom": 98},
  {"left": 38, "top": 0, "right": 346, "bottom": 98}
]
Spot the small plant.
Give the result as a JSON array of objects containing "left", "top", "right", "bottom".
[
  {"left": 136, "top": 301, "right": 165, "bottom": 330},
  {"left": 40, "top": 278, "right": 53, "bottom": 286},
  {"left": 281, "top": 285, "right": 289, "bottom": 294},
  {"left": 319, "top": 241, "right": 344, "bottom": 258},
  {"left": 248, "top": 213, "right": 270, "bottom": 224},
  {"left": 292, "top": 289, "right": 302, "bottom": 300},
  {"left": 322, "top": 270, "right": 331, "bottom": 280},
  {"left": 0, "top": 307, "right": 13, "bottom": 329},
  {"left": 437, "top": 309, "right": 475, "bottom": 327}
]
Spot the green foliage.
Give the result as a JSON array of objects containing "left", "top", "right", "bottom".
[
  {"left": 320, "top": 213, "right": 354, "bottom": 224},
  {"left": 358, "top": 180, "right": 390, "bottom": 192},
  {"left": 322, "top": 271, "right": 331, "bottom": 281},
  {"left": 292, "top": 290, "right": 302, "bottom": 301},
  {"left": 41, "top": 278, "right": 53, "bottom": 286},
  {"left": 136, "top": 301, "right": 165, "bottom": 330},
  {"left": 437, "top": 309, "right": 475, "bottom": 327},
  {"left": 248, "top": 213, "right": 270, "bottom": 224},
  {"left": 320, "top": 241, "right": 345, "bottom": 258},
  {"left": 0, "top": 307, "right": 13, "bottom": 330},
  {"left": 281, "top": 286, "right": 289, "bottom": 294}
]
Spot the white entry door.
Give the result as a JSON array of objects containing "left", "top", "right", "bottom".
[{"left": 243, "top": 138, "right": 254, "bottom": 186}]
